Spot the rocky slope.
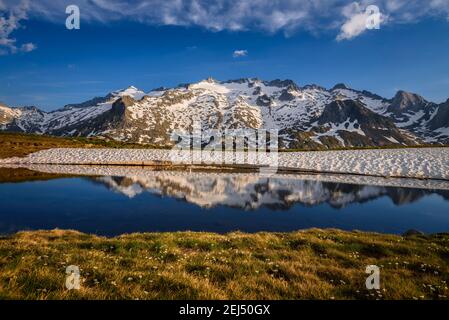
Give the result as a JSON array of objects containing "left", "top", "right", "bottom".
[{"left": 1, "top": 78, "right": 448, "bottom": 149}]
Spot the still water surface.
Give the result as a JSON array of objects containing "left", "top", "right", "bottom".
[{"left": 0, "top": 169, "right": 448, "bottom": 236}]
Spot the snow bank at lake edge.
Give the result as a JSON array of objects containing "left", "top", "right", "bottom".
[{"left": 0, "top": 147, "right": 448, "bottom": 180}]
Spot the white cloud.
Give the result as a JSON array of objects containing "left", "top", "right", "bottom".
[
  {"left": 232, "top": 49, "right": 247, "bottom": 58},
  {"left": 0, "top": 0, "right": 36, "bottom": 55},
  {"left": 20, "top": 42, "right": 36, "bottom": 52},
  {"left": 337, "top": 2, "right": 386, "bottom": 41},
  {"left": 1, "top": 0, "right": 449, "bottom": 46}
]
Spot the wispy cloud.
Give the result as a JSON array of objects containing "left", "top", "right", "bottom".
[
  {"left": 1, "top": 0, "right": 449, "bottom": 47},
  {"left": 0, "top": 0, "right": 37, "bottom": 55},
  {"left": 232, "top": 49, "right": 247, "bottom": 58},
  {"left": 20, "top": 42, "right": 36, "bottom": 52}
]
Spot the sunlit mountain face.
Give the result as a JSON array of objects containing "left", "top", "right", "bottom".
[
  {"left": 1, "top": 79, "right": 449, "bottom": 149},
  {"left": 91, "top": 174, "right": 449, "bottom": 210}
]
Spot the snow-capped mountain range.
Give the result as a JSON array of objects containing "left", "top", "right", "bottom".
[{"left": 1, "top": 78, "right": 448, "bottom": 149}]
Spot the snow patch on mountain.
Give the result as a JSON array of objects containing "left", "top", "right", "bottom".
[
  {"left": 113, "top": 86, "right": 146, "bottom": 100},
  {"left": 1, "top": 78, "right": 448, "bottom": 148}
]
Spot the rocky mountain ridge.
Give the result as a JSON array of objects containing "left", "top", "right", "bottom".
[{"left": 1, "top": 78, "right": 448, "bottom": 149}]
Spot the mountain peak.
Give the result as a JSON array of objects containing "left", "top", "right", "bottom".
[
  {"left": 393, "top": 90, "right": 424, "bottom": 100},
  {"left": 205, "top": 77, "right": 218, "bottom": 83},
  {"left": 114, "top": 85, "right": 142, "bottom": 93},
  {"left": 114, "top": 86, "right": 145, "bottom": 100},
  {"left": 332, "top": 83, "right": 350, "bottom": 90},
  {"left": 302, "top": 84, "right": 326, "bottom": 91},
  {"left": 265, "top": 79, "right": 298, "bottom": 88},
  {"left": 1, "top": 78, "right": 448, "bottom": 147},
  {"left": 388, "top": 90, "right": 427, "bottom": 114}
]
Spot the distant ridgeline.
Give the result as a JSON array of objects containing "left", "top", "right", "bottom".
[{"left": 1, "top": 79, "right": 449, "bottom": 150}]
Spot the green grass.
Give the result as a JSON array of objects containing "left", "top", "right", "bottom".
[
  {"left": 0, "top": 132, "right": 164, "bottom": 159},
  {"left": 0, "top": 229, "right": 448, "bottom": 300},
  {"left": 282, "top": 144, "right": 449, "bottom": 152}
]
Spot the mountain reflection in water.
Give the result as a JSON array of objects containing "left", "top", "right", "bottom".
[
  {"left": 0, "top": 166, "right": 448, "bottom": 236},
  {"left": 92, "top": 175, "right": 449, "bottom": 210}
]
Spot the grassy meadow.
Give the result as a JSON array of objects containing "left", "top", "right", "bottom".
[
  {"left": 0, "top": 132, "right": 160, "bottom": 159},
  {"left": 0, "top": 229, "right": 448, "bottom": 300},
  {"left": 1, "top": 132, "right": 448, "bottom": 300}
]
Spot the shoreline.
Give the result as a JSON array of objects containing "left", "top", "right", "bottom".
[
  {"left": 3, "top": 163, "right": 449, "bottom": 191},
  {"left": 1, "top": 147, "right": 448, "bottom": 181},
  {"left": 3, "top": 161, "right": 449, "bottom": 182},
  {"left": 2, "top": 226, "right": 445, "bottom": 238}
]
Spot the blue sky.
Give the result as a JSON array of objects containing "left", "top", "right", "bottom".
[{"left": 1, "top": 0, "right": 449, "bottom": 110}]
